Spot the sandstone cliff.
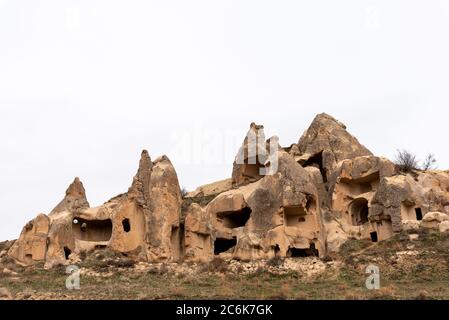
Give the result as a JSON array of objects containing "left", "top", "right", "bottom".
[{"left": 6, "top": 113, "right": 449, "bottom": 266}]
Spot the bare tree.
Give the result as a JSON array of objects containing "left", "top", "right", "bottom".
[
  {"left": 180, "top": 186, "right": 189, "bottom": 198},
  {"left": 394, "top": 149, "right": 419, "bottom": 173},
  {"left": 421, "top": 153, "right": 437, "bottom": 171}
]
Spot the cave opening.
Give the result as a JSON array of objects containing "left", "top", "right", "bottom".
[
  {"left": 64, "top": 247, "right": 72, "bottom": 260},
  {"left": 350, "top": 198, "right": 369, "bottom": 226},
  {"left": 274, "top": 245, "right": 281, "bottom": 257},
  {"left": 122, "top": 218, "right": 131, "bottom": 233},
  {"left": 214, "top": 237, "right": 237, "bottom": 255},
  {"left": 284, "top": 206, "right": 307, "bottom": 227},
  {"left": 415, "top": 208, "right": 423, "bottom": 221},
  {"left": 303, "top": 151, "right": 327, "bottom": 182},
  {"left": 72, "top": 218, "right": 113, "bottom": 242},
  {"left": 287, "top": 244, "right": 319, "bottom": 258},
  {"left": 370, "top": 232, "right": 378, "bottom": 243},
  {"left": 217, "top": 207, "right": 252, "bottom": 229},
  {"left": 171, "top": 224, "right": 185, "bottom": 261},
  {"left": 242, "top": 162, "right": 265, "bottom": 181}
]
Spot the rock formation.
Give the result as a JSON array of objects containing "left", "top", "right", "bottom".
[
  {"left": 290, "top": 113, "right": 373, "bottom": 182},
  {"left": 7, "top": 113, "right": 449, "bottom": 266},
  {"left": 8, "top": 150, "right": 182, "bottom": 267}
]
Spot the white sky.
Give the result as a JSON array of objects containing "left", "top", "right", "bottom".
[{"left": 1, "top": 0, "right": 449, "bottom": 240}]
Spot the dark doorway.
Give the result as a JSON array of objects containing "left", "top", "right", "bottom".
[
  {"left": 214, "top": 237, "right": 237, "bottom": 255},
  {"left": 274, "top": 245, "right": 281, "bottom": 257},
  {"left": 72, "top": 218, "right": 113, "bottom": 242},
  {"left": 242, "top": 163, "right": 264, "bottom": 180},
  {"left": 415, "top": 208, "right": 423, "bottom": 221},
  {"left": 217, "top": 207, "right": 252, "bottom": 229},
  {"left": 303, "top": 151, "right": 327, "bottom": 182},
  {"left": 284, "top": 206, "right": 307, "bottom": 227},
  {"left": 287, "top": 244, "right": 319, "bottom": 258},
  {"left": 64, "top": 247, "right": 72, "bottom": 260},
  {"left": 370, "top": 232, "right": 378, "bottom": 243},
  {"left": 122, "top": 218, "right": 131, "bottom": 233},
  {"left": 351, "top": 199, "right": 369, "bottom": 226}
]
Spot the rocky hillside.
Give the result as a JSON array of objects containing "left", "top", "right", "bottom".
[
  {"left": 1, "top": 113, "right": 449, "bottom": 300},
  {"left": 1, "top": 228, "right": 448, "bottom": 300}
]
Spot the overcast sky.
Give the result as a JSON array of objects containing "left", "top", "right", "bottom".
[{"left": 1, "top": 0, "right": 449, "bottom": 241}]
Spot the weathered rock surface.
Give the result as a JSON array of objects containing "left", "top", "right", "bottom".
[
  {"left": 186, "top": 179, "right": 232, "bottom": 198},
  {"left": 291, "top": 113, "right": 373, "bottom": 182},
  {"left": 50, "top": 178, "right": 90, "bottom": 214},
  {"left": 232, "top": 123, "right": 281, "bottom": 187},
  {"left": 184, "top": 203, "right": 212, "bottom": 261},
  {"left": 146, "top": 156, "right": 183, "bottom": 262},
  {"left": 0, "top": 287, "right": 13, "bottom": 300},
  {"left": 9, "top": 150, "right": 183, "bottom": 267},
  {"left": 8, "top": 214, "right": 50, "bottom": 265},
  {"left": 188, "top": 151, "right": 326, "bottom": 261},
  {"left": 7, "top": 113, "right": 449, "bottom": 266}
]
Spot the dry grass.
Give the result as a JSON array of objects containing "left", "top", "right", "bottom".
[{"left": 1, "top": 232, "right": 449, "bottom": 300}]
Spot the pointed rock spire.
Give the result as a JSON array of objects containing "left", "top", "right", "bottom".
[
  {"left": 50, "top": 177, "right": 90, "bottom": 215},
  {"left": 128, "top": 149, "right": 153, "bottom": 207},
  {"left": 291, "top": 113, "right": 373, "bottom": 181},
  {"left": 232, "top": 123, "right": 271, "bottom": 187}
]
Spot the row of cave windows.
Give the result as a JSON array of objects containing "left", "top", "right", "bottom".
[
  {"left": 63, "top": 238, "right": 320, "bottom": 261},
  {"left": 62, "top": 218, "right": 133, "bottom": 260},
  {"left": 71, "top": 206, "right": 300, "bottom": 243},
  {"left": 220, "top": 202, "right": 425, "bottom": 231},
  {"left": 72, "top": 218, "right": 131, "bottom": 240},
  {"left": 243, "top": 151, "right": 328, "bottom": 183},
  {"left": 352, "top": 200, "right": 423, "bottom": 226},
  {"left": 217, "top": 205, "right": 313, "bottom": 230},
  {"left": 213, "top": 237, "right": 319, "bottom": 258}
]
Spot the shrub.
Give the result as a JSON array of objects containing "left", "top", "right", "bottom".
[
  {"left": 394, "top": 150, "right": 438, "bottom": 172},
  {"left": 201, "top": 257, "right": 228, "bottom": 273},
  {"left": 421, "top": 154, "right": 437, "bottom": 171},
  {"left": 181, "top": 187, "right": 189, "bottom": 198},
  {"left": 112, "top": 258, "right": 135, "bottom": 269},
  {"left": 394, "top": 149, "right": 418, "bottom": 173},
  {"left": 266, "top": 256, "right": 284, "bottom": 267}
]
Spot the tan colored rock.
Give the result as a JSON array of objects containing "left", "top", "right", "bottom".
[
  {"left": 232, "top": 123, "right": 281, "bottom": 187},
  {"left": 439, "top": 221, "right": 449, "bottom": 233},
  {"left": 192, "top": 150, "right": 326, "bottom": 262},
  {"left": 128, "top": 150, "right": 152, "bottom": 207},
  {"left": 8, "top": 214, "right": 50, "bottom": 266},
  {"left": 322, "top": 220, "right": 349, "bottom": 253},
  {"left": 108, "top": 199, "right": 146, "bottom": 257},
  {"left": 146, "top": 155, "right": 183, "bottom": 262},
  {"left": 45, "top": 211, "right": 76, "bottom": 267},
  {"left": 421, "top": 212, "right": 449, "bottom": 229},
  {"left": 409, "top": 234, "right": 420, "bottom": 241},
  {"left": 402, "top": 220, "right": 421, "bottom": 232},
  {"left": 184, "top": 203, "right": 212, "bottom": 261},
  {"left": 9, "top": 150, "right": 183, "bottom": 267},
  {"left": 0, "top": 287, "right": 13, "bottom": 300},
  {"left": 50, "top": 177, "right": 89, "bottom": 214},
  {"left": 291, "top": 113, "right": 373, "bottom": 182},
  {"left": 7, "top": 113, "right": 449, "bottom": 265},
  {"left": 186, "top": 179, "right": 232, "bottom": 198},
  {"left": 329, "top": 157, "right": 395, "bottom": 224}
]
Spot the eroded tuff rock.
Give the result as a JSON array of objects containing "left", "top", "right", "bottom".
[
  {"left": 146, "top": 156, "right": 183, "bottom": 261},
  {"left": 50, "top": 178, "right": 90, "bottom": 215},
  {"left": 291, "top": 113, "right": 373, "bottom": 182},
  {"left": 8, "top": 150, "right": 182, "bottom": 267},
  {"left": 7, "top": 113, "right": 449, "bottom": 266},
  {"left": 184, "top": 203, "right": 212, "bottom": 261},
  {"left": 187, "top": 151, "right": 325, "bottom": 261},
  {"left": 186, "top": 179, "right": 232, "bottom": 198},
  {"left": 8, "top": 214, "right": 50, "bottom": 265},
  {"left": 232, "top": 123, "right": 281, "bottom": 187}
]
